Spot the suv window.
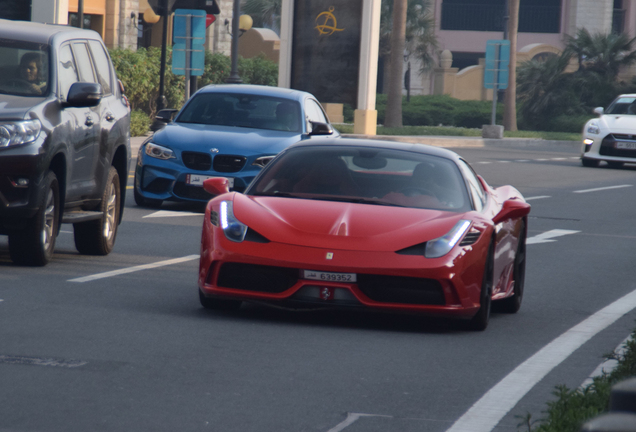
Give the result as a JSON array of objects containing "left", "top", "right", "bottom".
[
  {"left": 88, "top": 40, "right": 112, "bottom": 95},
  {"left": 58, "top": 44, "right": 79, "bottom": 101},
  {"left": 72, "top": 42, "right": 96, "bottom": 84},
  {"left": 0, "top": 40, "right": 49, "bottom": 97}
]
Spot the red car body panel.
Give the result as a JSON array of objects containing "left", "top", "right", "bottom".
[{"left": 198, "top": 187, "right": 526, "bottom": 319}]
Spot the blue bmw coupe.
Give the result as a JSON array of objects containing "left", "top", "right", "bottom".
[{"left": 134, "top": 84, "right": 339, "bottom": 206}]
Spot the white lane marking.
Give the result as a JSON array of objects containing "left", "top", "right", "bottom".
[
  {"left": 477, "top": 161, "right": 492, "bottom": 164},
  {"left": 536, "top": 158, "right": 549, "bottom": 161},
  {"left": 526, "top": 229, "right": 579, "bottom": 244},
  {"left": 551, "top": 158, "right": 567, "bottom": 160},
  {"left": 524, "top": 196, "right": 551, "bottom": 201},
  {"left": 514, "top": 159, "right": 530, "bottom": 162},
  {"left": 143, "top": 210, "right": 203, "bottom": 218},
  {"left": 574, "top": 184, "right": 632, "bottom": 194},
  {"left": 580, "top": 335, "right": 632, "bottom": 389},
  {"left": 68, "top": 254, "right": 200, "bottom": 283},
  {"left": 327, "top": 413, "right": 393, "bottom": 432},
  {"left": 497, "top": 160, "right": 510, "bottom": 163},
  {"left": 445, "top": 289, "right": 636, "bottom": 432}
]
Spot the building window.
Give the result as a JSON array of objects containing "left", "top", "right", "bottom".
[
  {"left": 138, "top": 14, "right": 154, "bottom": 48},
  {"left": 613, "top": 0, "right": 625, "bottom": 34},
  {"left": 441, "top": 0, "right": 561, "bottom": 34},
  {"left": 0, "top": 0, "right": 31, "bottom": 20},
  {"left": 68, "top": 13, "right": 93, "bottom": 29}
]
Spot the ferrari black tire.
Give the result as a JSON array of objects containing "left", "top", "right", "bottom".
[
  {"left": 468, "top": 240, "right": 494, "bottom": 331},
  {"left": 74, "top": 167, "right": 121, "bottom": 255},
  {"left": 607, "top": 161, "right": 624, "bottom": 169},
  {"left": 581, "top": 157, "right": 600, "bottom": 168},
  {"left": 9, "top": 171, "right": 60, "bottom": 266},
  {"left": 133, "top": 182, "right": 163, "bottom": 208},
  {"left": 499, "top": 221, "right": 526, "bottom": 313},
  {"left": 199, "top": 290, "right": 242, "bottom": 310}
]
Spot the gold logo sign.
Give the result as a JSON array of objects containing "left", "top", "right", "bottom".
[{"left": 315, "top": 6, "right": 344, "bottom": 36}]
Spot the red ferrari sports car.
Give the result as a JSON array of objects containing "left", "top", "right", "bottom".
[{"left": 198, "top": 138, "right": 530, "bottom": 330}]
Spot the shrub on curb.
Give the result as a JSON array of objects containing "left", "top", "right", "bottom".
[{"left": 130, "top": 110, "right": 152, "bottom": 137}]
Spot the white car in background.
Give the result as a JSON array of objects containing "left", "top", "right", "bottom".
[{"left": 581, "top": 94, "right": 636, "bottom": 168}]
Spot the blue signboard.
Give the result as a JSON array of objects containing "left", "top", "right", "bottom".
[
  {"left": 172, "top": 9, "right": 206, "bottom": 76},
  {"left": 484, "top": 39, "right": 510, "bottom": 90}
]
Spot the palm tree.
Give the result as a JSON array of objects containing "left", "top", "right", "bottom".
[
  {"left": 241, "top": 0, "right": 280, "bottom": 34},
  {"left": 564, "top": 28, "right": 636, "bottom": 78},
  {"left": 379, "top": 0, "right": 437, "bottom": 93}
]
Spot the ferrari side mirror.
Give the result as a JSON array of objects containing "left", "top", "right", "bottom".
[
  {"left": 493, "top": 199, "right": 531, "bottom": 225},
  {"left": 203, "top": 177, "right": 230, "bottom": 196}
]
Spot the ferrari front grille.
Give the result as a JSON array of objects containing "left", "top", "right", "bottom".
[
  {"left": 217, "top": 263, "right": 298, "bottom": 293},
  {"left": 356, "top": 274, "right": 445, "bottom": 305}
]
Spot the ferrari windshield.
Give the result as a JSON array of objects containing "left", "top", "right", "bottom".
[
  {"left": 176, "top": 92, "right": 303, "bottom": 132},
  {"left": 606, "top": 96, "right": 636, "bottom": 115},
  {"left": 0, "top": 39, "right": 49, "bottom": 97},
  {"left": 248, "top": 146, "right": 472, "bottom": 212}
]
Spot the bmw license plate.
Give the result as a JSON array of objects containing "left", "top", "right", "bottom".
[
  {"left": 186, "top": 174, "right": 234, "bottom": 188},
  {"left": 303, "top": 270, "right": 357, "bottom": 283},
  {"left": 616, "top": 142, "right": 636, "bottom": 150}
]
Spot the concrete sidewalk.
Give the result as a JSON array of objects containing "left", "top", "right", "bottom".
[{"left": 129, "top": 133, "right": 580, "bottom": 156}]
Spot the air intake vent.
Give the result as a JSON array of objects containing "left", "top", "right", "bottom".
[
  {"left": 459, "top": 229, "right": 481, "bottom": 246},
  {"left": 213, "top": 155, "right": 247, "bottom": 173}
]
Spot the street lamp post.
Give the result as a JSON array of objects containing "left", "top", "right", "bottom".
[
  {"left": 157, "top": 0, "right": 169, "bottom": 111},
  {"left": 226, "top": 0, "right": 242, "bottom": 83}
]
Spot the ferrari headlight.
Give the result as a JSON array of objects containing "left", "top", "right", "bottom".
[
  {"left": 586, "top": 121, "right": 600, "bottom": 134},
  {"left": 145, "top": 142, "right": 175, "bottom": 160},
  {"left": 425, "top": 220, "right": 471, "bottom": 258},
  {"left": 220, "top": 200, "right": 248, "bottom": 242},
  {"left": 0, "top": 119, "right": 41, "bottom": 147}
]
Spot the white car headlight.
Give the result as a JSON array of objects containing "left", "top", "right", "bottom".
[
  {"left": 586, "top": 121, "right": 600, "bottom": 134},
  {"left": 425, "top": 220, "right": 471, "bottom": 258},
  {"left": 145, "top": 142, "right": 175, "bottom": 160},
  {"left": 0, "top": 119, "right": 41, "bottom": 147},
  {"left": 220, "top": 200, "right": 248, "bottom": 242}
]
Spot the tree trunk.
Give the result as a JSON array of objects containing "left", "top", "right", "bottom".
[
  {"left": 382, "top": 55, "right": 391, "bottom": 94},
  {"left": 503, "top": 0, "right": 519, "bottom": 131},
  {"left": 384, "top": 0, "right": 407, "bottom": 127}
]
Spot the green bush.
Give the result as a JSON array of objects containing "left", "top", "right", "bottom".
[
  {"left": 376, "top": 94, "right": 501, "bottom": 128},
  {"left": 130, "top": 110, "right": 152, "bottom": 137},
  {"left": 198, "top": 53, "right": 278, "bottom": 88}
]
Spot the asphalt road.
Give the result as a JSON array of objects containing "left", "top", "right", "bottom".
[{"left": 1, "top": 140, "right": 635, "bottom": 432}]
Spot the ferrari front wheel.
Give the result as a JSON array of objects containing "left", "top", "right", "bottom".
[
  {"left": 199, "top": 290, "right": 242, "bottom": 310},
  {"left": 499, "top": 221, "right": 526, "bottom": 313},
  {"left": 468, "top": 240, "right": 494, "bottom": 331}
]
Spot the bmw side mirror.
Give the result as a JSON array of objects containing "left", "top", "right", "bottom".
[
  {"left": 593, "top": 107, "right": 604, "bottom": 116},
  {"left": 308, "top": 121, "right": 334, "bottom": 136},
  {"left": 203, "top": 177, "right": 230, "bottom": 196},
  {"left": 150, "top": 109, "right": 179, "bottom": 132},
  {"left": 64, "top": 82, "right": 102, "bottom": 107},
  {"left": 493, "top": 199, "right": 531, "bottom": 225}
]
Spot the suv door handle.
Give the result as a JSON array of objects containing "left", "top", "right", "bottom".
[
  {"left": 105, "top": 112, "right": 115, "bottom": 122},
  {"left": 85, "top": 115, "right": 94, "bottom": 126}
]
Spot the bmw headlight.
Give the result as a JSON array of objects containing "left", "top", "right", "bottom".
[
  {"left": 586, "top": 121, "right": 600, "bottom": 135},
  {"left": 0, "top": 119, "right": 41, "bottom": 147},
  {"left": 145, "top": 142, "right": 175, "bottom": 160},
  {"left": 220, "top": 200, "right": 248, "bottom": 242},
  {"left": 424, "top": 220, "right": 471, "bottom": 258}
]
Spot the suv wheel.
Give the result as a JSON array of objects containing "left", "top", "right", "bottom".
[
  {"left": 74, "top": 166, "right": 121, "bottom": 255},
  {"left": 9, "top": 171, "right": 60, "bottom": 266}
]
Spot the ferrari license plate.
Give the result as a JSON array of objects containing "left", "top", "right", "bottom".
[
  {"left": 186, "top": 174, "right": 234, "bottom": 188},
  {"left": 303, "top": 270, "right": 357, "bottom": 283},
  {"left": 616, "top": 142, "right": 636, "bottom": 150}
]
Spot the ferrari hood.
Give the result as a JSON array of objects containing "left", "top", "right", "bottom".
[
  {"left": 153, "top": 122, "right": 300, "bottom": 156},
  {"left": 600, "top": 115, "right": 636, "bottom": 133},
  {"left": 232, "top": 194, "right": 469, "bottom": 251}
]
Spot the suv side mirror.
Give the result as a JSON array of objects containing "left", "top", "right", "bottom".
[
  {"left": 150, "top": 109, "right": 179, "bottom": 132},
  {"left": 65, "top": 82, "right": 102, "bottom": 107},
  {"left": 308, "top": 121, "right": 334, "bottom": 136}
]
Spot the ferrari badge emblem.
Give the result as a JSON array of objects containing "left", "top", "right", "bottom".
[
  {"left": 321, "top": 287, "right": 334, "bottom": 300},
  {"left": 326, "top": 252, "right": 333, "bottom": 260}
]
